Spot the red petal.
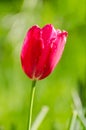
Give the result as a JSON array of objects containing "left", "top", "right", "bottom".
[
  {"left": 34, "top": 25, "right": 56, "bottom": 78},
  {"left": 42, "top": 24, "right": 57, "bottom": 45},
  {"left": 21, "top": 25, "right": 43, "bottom": 79},
  {"left": 21, "top": 24, "right": 68, "bottom": 80},
  {"left": 39, "top": 30, "right": 68, "bottom": 79}
]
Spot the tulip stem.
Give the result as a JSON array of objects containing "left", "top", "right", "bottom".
[{"left": 27, "top": 80, "right": 36, "bottom": 130}]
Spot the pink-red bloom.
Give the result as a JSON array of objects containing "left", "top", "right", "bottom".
[{"left": 20, "top": 24, "right": 68, "bottom": 80}]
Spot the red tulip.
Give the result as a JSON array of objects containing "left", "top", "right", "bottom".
[{"left": 21, "top": 24, "right": 68, "bottom": 80}]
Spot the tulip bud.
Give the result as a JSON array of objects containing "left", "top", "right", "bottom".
[{"left": 20, "top": 24, "right": 68, "bottom": 80}]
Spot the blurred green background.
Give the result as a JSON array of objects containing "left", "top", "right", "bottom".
[{"left": 0, "top": 0, "right": 86, "bottom": 130}]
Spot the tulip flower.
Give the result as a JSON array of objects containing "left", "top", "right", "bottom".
[
  {"left": 21, "top": 24, "right": 68, "bottom": 80},
  {"left": 20, "top": 24, "right": 68, "bottom": 130}
]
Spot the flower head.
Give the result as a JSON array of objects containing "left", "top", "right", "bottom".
[{"left": 21, "top": 24, "right": 68, "bottom": 80}]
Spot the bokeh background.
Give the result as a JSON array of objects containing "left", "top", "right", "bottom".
[{"left": 0, "top": 0, "right": 86, "bottom": 130}]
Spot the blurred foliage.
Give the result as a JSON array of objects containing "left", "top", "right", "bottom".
[
  {"left": 78, "top": 73, "right": 86, "bottom": 110},
  {"left": 0, "top": 0, "right": 86, "bottom": 130}
]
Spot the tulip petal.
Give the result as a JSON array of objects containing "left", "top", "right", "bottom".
[
  {"left": 21, "top": 24, "right": 68, "bottom": 80},
  {"left": 21, "top": 25, "right": 43, "bottom": 79},
  {"left": 42, "top": 24, "right": 57, "bottom": 45},
  {"left": 34, "top": 25, "right": 57, "bottom": 79},
  {"left": 39, "top": 30, "right": 68, "bottom": 79}
]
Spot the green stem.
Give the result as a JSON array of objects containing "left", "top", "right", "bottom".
[{"left": 27, "top": 80, "right": 36, "bottom": 130}]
